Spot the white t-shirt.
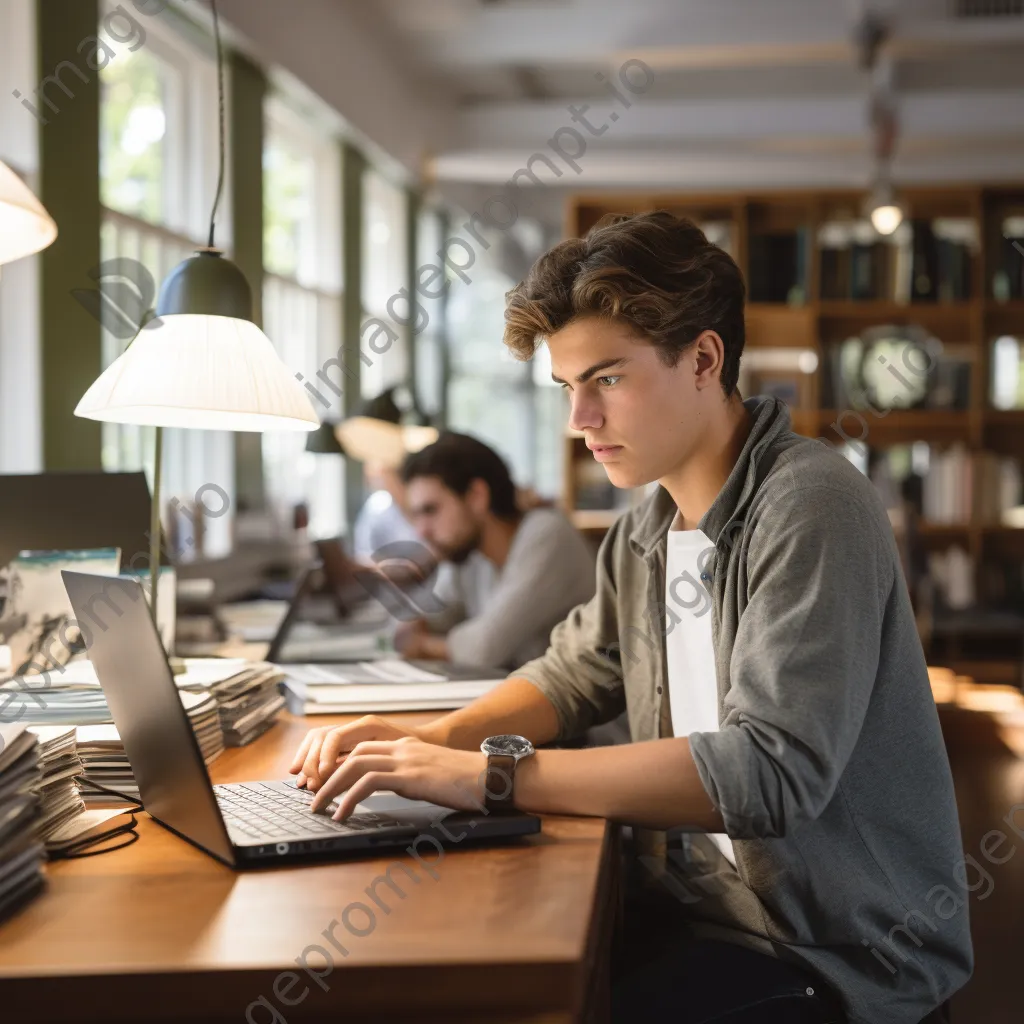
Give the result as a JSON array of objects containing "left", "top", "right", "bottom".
[{"left": 665, "top": 519, "right": 736, "bottom": 866}]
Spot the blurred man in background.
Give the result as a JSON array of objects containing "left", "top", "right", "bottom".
[{"left": 393, "top": 432, "right": 595, "bottom": 671}]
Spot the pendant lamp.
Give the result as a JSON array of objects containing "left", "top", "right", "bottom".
[
  {"left": 0, "top": 159, "right": 57, "bottom": 265},
  {"left": 75, "top": 0, "right": 318, "bottom": 620}
]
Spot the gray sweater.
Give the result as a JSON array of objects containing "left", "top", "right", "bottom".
[
  {"left": 431, "top": 508, "right": 596, "bottom": 671},
  {"left": 515, "top": 396, "right": 973, "bottom": 1024}
]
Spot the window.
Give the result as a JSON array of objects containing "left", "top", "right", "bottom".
[
  {"left": 362, "top": 167, "right": 408, "bottom": 399},
  {"left": 0, "top": 0, "right": 42, "bottom": 473},
  {"left": 446, "top": 229, "right": 536, "bottom": 487},
  {"left": 100, "top": 43, "right": 169, "bottom": 224},
  {"left": 262, "top": 95, "right": 343, "bottom": 540},
  {"left": 98, "top": 4, "right": 234, "bottom": 557},
  {"left": 414, "top": 205, "right": 446, "bottom": 420}
]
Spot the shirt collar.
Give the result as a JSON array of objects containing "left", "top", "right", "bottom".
[{"left": 628, "top": 395, "right": 792, "bottom": 559}]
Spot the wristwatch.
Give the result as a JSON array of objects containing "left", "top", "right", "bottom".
[{"left": 479, "top": 734, "right": 535, "bottom": 813}]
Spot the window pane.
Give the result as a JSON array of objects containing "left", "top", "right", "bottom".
[
  {"left": 362, "top": 169, "right": 407, "bottom": 318},
  {"left": 100, "top": 48, "right": 169, "bottom": 223},
  {"left": 263, "top": 137, "right": 315, "bottom": 279}
]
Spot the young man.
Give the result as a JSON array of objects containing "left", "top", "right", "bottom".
[
  {"left": 290, "top": 212, "right": 973, "bottom": 1023},
  {"left": 391, "top": 431, "right": 595, "bottom": 671}
]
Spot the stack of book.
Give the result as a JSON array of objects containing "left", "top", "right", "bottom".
[
  {"left": 748, "top": 227, "right": 811, "bottom": 304},
  {"left": 0, "top": 725, "right": 46, "bottom": 924},
  {"left": 174, "top": 660, "right": 286, "bottom": 747},
  {"left": 26, "top": 725, "right": 85, "bottom": 840},
  {"left": 922, "top": 445, "right": 1022, "bottom": 524},
  {"left": 281, "top": 659, "right": 504, "bottom": 715},
  {"left": 818, "top": 219, "right": 975, "bottom": 303},
  {"left": 995, "top": 216, "right": 1024, "bottom": 301}
]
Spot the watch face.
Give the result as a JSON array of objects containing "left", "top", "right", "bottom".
[{"left": 483, "top": 734, "right": 534, "bottom": 757}]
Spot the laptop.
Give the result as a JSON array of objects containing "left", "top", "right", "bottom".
[
  {"left": 62, "top": 570, "right": 541, "bottom": 868},
  {"left": 0, "top": 471, "right": 164, "bottom": 570}
]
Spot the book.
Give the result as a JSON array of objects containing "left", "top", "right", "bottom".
[{"left": 280, "top": 660, "right": 504, "bottom": 714}]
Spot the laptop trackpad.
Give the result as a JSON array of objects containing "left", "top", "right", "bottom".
[{"left": 351, "top": 791, "right": 458, "bottom": 827}]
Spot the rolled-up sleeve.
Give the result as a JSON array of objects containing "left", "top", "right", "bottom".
[
  {"left": 512, "top": 518, "right": 628, "bottom": 741},
  {"left": 689, "top": 485, "right": 895, "bottom": 839}
]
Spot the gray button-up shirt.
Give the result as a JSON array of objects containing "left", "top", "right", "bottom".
[{"left": 515, "top": 395, "right": 973, "bottom": 1024}]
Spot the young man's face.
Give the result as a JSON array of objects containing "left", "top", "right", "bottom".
[
  {"left": 404, "top": 475, "right": 484, "bottom": 564},
  {"left": 548, "top": 316, "right": 717, "bottom": 490}
]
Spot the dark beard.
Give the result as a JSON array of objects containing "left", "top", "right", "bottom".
[{"left": 443, "top": 525, "right": 483, "bottom": 565}]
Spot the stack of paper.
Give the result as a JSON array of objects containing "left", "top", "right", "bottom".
[
  {"left": 0, "top": 660, "right": 111, "bottom": 725},
  {"left": 181, "top": 690, "right": 226, "bottom": 763},
  {"left": 75, "top": 690, "right": 224, "bottom": 806},
  {"left": 216, "top": 601, "right": 289, "bottom": 642},
  {"left": 175, "top": 660, "right": 286, "bottom": 746},
  {"left": 0, "top": 725, "right": 46, "bottom": 924},
  {"left": 26, "top": 725, "right": 86, "bottom": 839},
  {"left": 280, "top": 660, "right": 503, "bottom": 714},
  {"left": 75, "top": 724, "right": 138, "bottom": 805}
]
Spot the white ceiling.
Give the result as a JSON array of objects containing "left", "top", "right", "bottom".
[{"left": 358, "top": 0, "right": 1024, "bottom": 191}]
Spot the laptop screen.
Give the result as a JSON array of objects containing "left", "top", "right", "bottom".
[{"left": 62, "top": 571, "right": 235, "bottom": 866}]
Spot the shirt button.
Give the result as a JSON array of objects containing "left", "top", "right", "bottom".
[{"left": 656, "top": 686, "right": 663, "bottom": 694}]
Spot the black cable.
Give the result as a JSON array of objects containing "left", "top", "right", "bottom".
[
  {"left": 207, "top": 0, "right": 226, "bottom": 249},
  {"left": 47, "top": 778, "right": 145, "bottom": 860}
]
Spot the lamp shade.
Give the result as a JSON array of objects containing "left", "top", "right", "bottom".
[
  {"left": 305, "top": 420, "right": 346, "bottom": 455},
  {"left": 0, "top": 160, "right": 57, "bottom": 265},
  {"left": 155, "top": 247, "right": 253, "bottom": 320},
  {"left": 74, "top": 314, "right": 319, "bottom": 431}
]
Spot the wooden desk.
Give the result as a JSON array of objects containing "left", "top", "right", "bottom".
[{"left": 0, "top": 712, "right": 619, "bottom": 1024}]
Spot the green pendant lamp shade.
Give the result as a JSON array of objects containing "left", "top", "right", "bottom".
[{"left": 155, "top": 247, "right": 253, "bottom": 321}]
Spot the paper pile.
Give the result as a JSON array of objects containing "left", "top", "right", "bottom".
[
  {"left": 26, "top": 725, "right": 86, "bottom": 839},
  {"left": 74, "top": 724, "right": 138, "bottom": 805},
  {"left": 75, "top": 690, "right": 225, "bottom": 806},
  {"left": 175, "top": 659, "right": 286, "bottom": 746},
  {"left": 0, "top": 725, "right": 46, "bottom": 924},
  {"left": 0, "top": 660, "right": 111, "bottom": 726}
]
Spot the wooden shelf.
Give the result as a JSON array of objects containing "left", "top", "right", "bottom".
[
  {"left": 563, "top": 185, "right": 1024, "bottom": 550},
  {"left": 818, "top": 409, "right": 970, "bottom": 446},
  {"left": 817, "top": 301, "right": 976, "bottom": 343},
  {"left": 745, "top": 304, "right": 816, "bottom": 348},
  {"left": 918, "top": 521, "right": 972, "bottom": 535},
  {"left": 984, "top": 410, "right": 1024, "bottom": 424}
]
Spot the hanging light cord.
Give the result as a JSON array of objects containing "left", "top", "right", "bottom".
[{"left": 207, "top": 0, "right": 226, "bottom": 249}]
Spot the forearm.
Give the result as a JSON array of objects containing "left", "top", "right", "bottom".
[
  {"left": 418, "top": 676, "right": 561, "bottom": 751},
  {"left": 512, "top": 737, "right": 726, "bottom": 832}
]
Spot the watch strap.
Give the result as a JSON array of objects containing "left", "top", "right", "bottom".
[{"left": 484, "top": 752, "right": 517, "bottom": 812}]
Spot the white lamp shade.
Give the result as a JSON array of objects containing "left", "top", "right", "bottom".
[
  {"left": 75, "top": 314, "right": 320, "bottom": 431},
  {"left": 0, "top": 160, "right": 57, "bottom": 265}
]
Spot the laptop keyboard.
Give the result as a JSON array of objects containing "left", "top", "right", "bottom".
[{"left": 214, "top": 781, "right": 415, "bottom": 842}]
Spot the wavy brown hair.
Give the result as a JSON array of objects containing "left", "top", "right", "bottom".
[{"left": 503, "top": 210, "right": 746, "bottom": 395}]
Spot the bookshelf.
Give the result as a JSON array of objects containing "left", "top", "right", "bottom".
[{"left": 562, "top": 184, "right": 1024, "bottom": 682}]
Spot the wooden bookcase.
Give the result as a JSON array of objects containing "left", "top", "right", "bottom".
[{"left": 560, "top": 184, "right": 1024, "bottom": 683}]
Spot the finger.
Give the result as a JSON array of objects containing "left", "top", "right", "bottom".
[
  {"left": 346, "top": 740, "right": 406, "bottom": 758},
  {"left": 288, "top": 729, "right": 323, "bottom": 773},
  {"left": 310, "top": 756, "right": 395, "bottom": 815},
  {"left": 301, "top": 733, "right": 330, "bottom": 785},
  {"left": 331, "top": 771, "right": 398, "bottom": 821},
  {"left": 317, "top": 721, "right": 395, "bottom": 777}
]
